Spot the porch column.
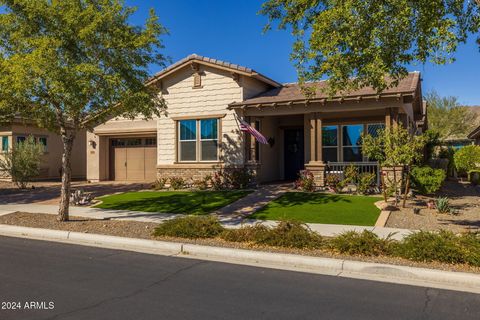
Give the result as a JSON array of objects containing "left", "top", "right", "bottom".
[
  {"left": 305, "top": 112, "right": 326, "bottom": 187},
  {"left": 385, "top": 107, "right": 399, "bottom": 128},
  {"left": 248, "top": 116, "right": 257, "bottom": 162}
]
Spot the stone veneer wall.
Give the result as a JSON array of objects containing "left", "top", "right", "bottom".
[{"left": 304, "top": 163, "right": 326, "bottom": 187}]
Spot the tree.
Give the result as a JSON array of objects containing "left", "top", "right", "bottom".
[
  {"left": 426, "top": 91, "right": 478, "bottom": 140},
  {"left": 362, "top": 126, "right": 426, "bottom": 207},
  {"left": 0, "top": 0, "right": 167, "bottom": 221},
  {"left": 0, "top": 135, "right": 43, "bottom": 189},
  {"left": 261, "top": 1, "right": 480, "bottom": 94},
  {"left": 453, "top": 145, "right": 480, "bottom": 175}
]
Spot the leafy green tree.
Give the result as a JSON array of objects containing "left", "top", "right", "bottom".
[
  {"left": 426, "top": 91, "right": 478, "bottom": 140},
  {"left": 261, "top": 0, "right": 480, "bottom": 94},
  {"left": 362, "top": 126, "right": 426, "bottom": 207},
  {"left": 453, "top": 145, "right": 480, "bottom": 174},
  {"left": 0, "top": 0, "right": 167, "bottom": 221},
  {"left": 0, "top": 136, "right": 43, "bottom": 189}
]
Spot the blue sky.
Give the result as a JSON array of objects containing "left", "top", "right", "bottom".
[{"left": 127, "top": 1, "right": 480, "bottom": 106}]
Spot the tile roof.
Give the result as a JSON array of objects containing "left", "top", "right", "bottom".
[
  {"left": 148, "top": 54, "right": 281, "bottom": 87},
  {"left": 230, "top": 72, "right": 421, "bottom": 106}
]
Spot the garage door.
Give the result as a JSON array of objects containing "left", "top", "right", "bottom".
[{"left": 110, "top": 138, "right": 157, "bottom": 181}]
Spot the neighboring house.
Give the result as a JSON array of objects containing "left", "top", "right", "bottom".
[
  {"left": 438, "top": 106, "right": 480, "bottom": 149},
  {"left": 86, "top": 54, "right": 426, "bottom": 185},
  {"left": 468, "top": 125, "right": 480, "bottom": 145},
  {"left": 0, "top": 118, "right": 86, "bottom": 181}
]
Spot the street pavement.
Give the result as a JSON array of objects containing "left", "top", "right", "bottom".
[{"left": 0, "top": 236, "right": 479, "bottom": 320}]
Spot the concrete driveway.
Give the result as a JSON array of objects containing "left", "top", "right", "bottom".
[{"left": 0, "top": 181, "right": 151, "bottom": 205}]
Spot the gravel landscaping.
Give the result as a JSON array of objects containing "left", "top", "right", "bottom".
[
  {"left": 0, "top": 211, "right": 479, "bottom": 274},
  {"left": 386, "top": 181, "right": 480, "bottom": 232}
]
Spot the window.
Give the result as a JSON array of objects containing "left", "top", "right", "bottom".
[
  {"left": 1, "top": 136, "right": 8, "bottom": 152},
  {"left": 16, "top": 136, "right": 26, "bottom": 144},
  {"left": 179, "top": 119, "right": 197, "bottom": 161},
  {"left": 126, "top": 138, "right": 142, "bottom": 146},
  {"left": 322, "top": 126, "right": 338, "bottom": 162},
  {"left": 367, "top": 123, "right": 385, "bottom": 138},
  {"left": 37, "top": 137, "right": 48, "bottom": 152},
  {"left": 145, "top": 138, "right": 157, "bottom": 146},
  {"left": 342, "top": 125, "right": 363, "bottom": 162},
  {"left": 178, "top": 118, "right": 219, "bottom": 162}
]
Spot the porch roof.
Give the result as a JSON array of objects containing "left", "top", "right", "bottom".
[{"left": 228, "top": 72, "right": 421, "bottom": 109}]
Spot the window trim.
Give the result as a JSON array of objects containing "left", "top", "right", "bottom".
[{"left": 177, "top": 117, "right": 221, "bottom": 163}]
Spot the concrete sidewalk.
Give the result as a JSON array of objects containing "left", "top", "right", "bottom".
[{"left": 0, "top": 203, "right": 414, "bottom": 240}]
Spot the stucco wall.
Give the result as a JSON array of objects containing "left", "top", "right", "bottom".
[{"left": 1, "top": 124, "right": 86, "bottom": 180}]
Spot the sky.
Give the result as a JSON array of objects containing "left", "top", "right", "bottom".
[{"left": 126, "top": 0, "right": 480, "bottom": 106}]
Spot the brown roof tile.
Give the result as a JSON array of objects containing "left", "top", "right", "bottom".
[{"left": 231, "top": 72, "right": 421, "bottom": 106}]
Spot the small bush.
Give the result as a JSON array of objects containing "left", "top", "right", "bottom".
[
  {"left": 330, "top": 230, "right": 393, "bottom": 256},
  {"left": 257, "top": 220, "right": 322, "bottom": 249},
  {"left": 325, "top": 173, "right": 342, "bottom": 192},
  {"left": 435, "top": 197, "right": 450, "bottom": 214},
  {"left": 153, "top": 216, "right": 224, "bottom": 239},
  {"left": 0, "top": 135, "right": 43, "bottom": 189},
  {"left": 193, "top": 178, "right": 209, "bottom": 190},
  {"left": 357, "top": 172, "right": 376, "bottom": 195},
  {"left": 169, "top": 176, "right": 185, "bottom": 190},
  {"left": 220, "top": 224, "right": 270, "bottom": 243},
  {"left": 410, "top": 166, "right": 446, "bottom": 195},
  {"left": 395, "top": 230, "right": 466, "bottom": 264},
  {"left": 344, "top": 165, "right": 358, "bottom": 184},
  {"left": 223, "top": 168, "right": 254, "bottom": 189},
  {"left": 294, "top": 170, "right": 316, "bottom": 192},
  {"left": 457, "top": 233, "right": 480, "bottom": 266},
  {"left": 210, "top": 171, "right": 225, "bottom": 190},
  {"left": 152, "top": 177, "right": 167, "bottom": 190}
]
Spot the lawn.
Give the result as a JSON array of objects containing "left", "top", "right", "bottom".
[
  {"left": 95, "top": 190, "right": 251, "bottom": 215},
  {"left": 251, "top": 192, "right": 382, "bottom": 226}
]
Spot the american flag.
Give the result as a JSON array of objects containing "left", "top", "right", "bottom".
[{"left": 238, "top": 117, "right": 268, "bottom": 145}]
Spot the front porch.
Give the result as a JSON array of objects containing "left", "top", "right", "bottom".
[{"left": 240, "top": 100, "right": 411, "bottom": 186}]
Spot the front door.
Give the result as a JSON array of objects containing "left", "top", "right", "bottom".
[{"left": 284, "top": 128, "right": 304, "bottom": 180}]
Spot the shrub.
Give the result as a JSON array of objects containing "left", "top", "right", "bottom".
[
  {"left": 153, "top": 216, "right": 224, "bottom": 239},
  {"left": 257, "top": 220, "right": 322, "bottom": 249},
  {"left": 435, "top": 197, "right": 450, "bottom": 214},
  {"left": 395, "top": 230, "right": 467, "bottom": 265},
  {"left": 223, "top": 168, "right": 253, "bottom": 189},
  {"left": 330, "top": 230, "right": 393, "bottom": 256},
  {"left": 220, "top": 224, "right": 269, "bottom": 243},
  {"left": 356, "top": 172, "right": 376, "bottom": 195},
  {"left": 294, "top": 170, "right": 316, "bottom": 192},
  {"left": 454, "top": 145, "right": 480, "bottom": 174},
  {"left": 325, "top": 173, "right": 342, "bottom": 192},
  {"left": 0, "top": 135, "right": 43, "bottom": 189},
  {"left": 193, "top": 178, "right": 209, "bottom": 190},
  {"left": 210, "top": 171, "right": 225, "bottom": 190},
  {"left": 410, "top": 166, "right": 446, "bottom": 195},
  {"left": 344, "top": 165, "right": 358, "bottom": 184},
  {"left": 152, "top": 177, "right": 167, "bottom": 190},
  {"left": 169, "top": 176, "right": 185, "bottom": 190},
  {"left": 457, "top": 233, "right": 480, "bottom": 266}
]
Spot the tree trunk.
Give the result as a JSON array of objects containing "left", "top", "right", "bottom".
[
  {"left": 392, "top": 167, "right": 398, "bottom": 206},
  {"left": 58, "top": 131, "right": 76, "bottom": 221},
  {"left": 402, "top": 167, "right": 410, "bottom": 208},
  {"left": 380, "top": 171, "right": 387, "bottom": 203}
]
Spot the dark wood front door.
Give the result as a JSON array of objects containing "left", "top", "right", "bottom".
[{"left": 284, "top": 128, "right": 304, "bottom": 180}]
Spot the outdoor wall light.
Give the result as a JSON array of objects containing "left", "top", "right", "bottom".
[
  {"left": 88, "top": 140, "right": 96, "bottom": 149},
  {"left": 268, "top": 137, "right": 275, "bottom": 147}
]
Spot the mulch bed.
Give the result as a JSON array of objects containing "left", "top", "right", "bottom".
[{"left": 0, "top": 211, "right": 479, "bottom": 274}]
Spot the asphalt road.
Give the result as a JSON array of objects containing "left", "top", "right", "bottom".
[{"left": 0, "top": 236, "right": 479, "bottom": 320}]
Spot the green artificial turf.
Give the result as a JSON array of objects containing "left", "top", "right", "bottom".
[
  {"left": 251, "top": 192, "right": 382, "bottom": 226},
  {"left": 95, "top": 190, "right": 251, "bottom": 215}
]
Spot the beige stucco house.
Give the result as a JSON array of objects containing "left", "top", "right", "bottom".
[
  {"left": 0, "top": 119, "right": 86, "bottom": 181},
  {"left": 86, "top": 54, "right": 426, "bottom": 185}
]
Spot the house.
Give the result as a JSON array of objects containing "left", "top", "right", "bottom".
[
  {"left": 0, "top": 118, "right": 86, "bottom": 181},
  {"left": 468, "top": 125, "right": 480, "bottom": 145},
  {"left": 86, "top": 54, "right": 426, "bottom": 186}
]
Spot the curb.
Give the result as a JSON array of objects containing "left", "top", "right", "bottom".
[{"left": 0, "top": 224, "right": 479, "bottom": 294}]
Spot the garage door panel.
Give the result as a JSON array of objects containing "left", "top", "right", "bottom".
[
  {"left": 113, "top": 147, "right": 127, "bottom": 181},
  {"left": 126, "top": 147, "right": 146, "bottom": 181},
  {"left": 144, "top": 147, "right": 157, "bottom": 179}
]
